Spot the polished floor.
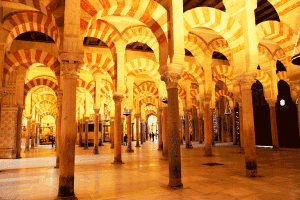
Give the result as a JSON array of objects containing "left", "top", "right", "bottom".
[{"left": 1, "top": 140, "right": 300, "bottom": 200}]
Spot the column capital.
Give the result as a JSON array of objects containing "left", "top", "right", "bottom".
[
  {"left": 184, "top": 107, "right": 192, "bottom": 113},
  {"left": 204, "top": 94, "right": 211, "bottom": 103},
  {"left": 84, "top": 116, "right": 90, "bottom": 122},
  {"left": 157, "top": 107, "right": 163, "bottom": 115},
  {"left": 94, "top": 108, "right": 100, "bottom": 115},
  {"left": 235, "top": 72, "right": 256, "bottom": 90},
  {"left": 26, "top": 116, "right": 32, "bottom": 120},
  {"left": 112, "top": 93, "right": 124, "bottom": 104},
  {"left": 134, "top": 114, "right": 141, "bottom": 119},
  {"left": 56, "top": 90, "right": 63, "bottom": 103},
  {"left": 235, "top": 98, "right": 242, "bottom": 105},
  {"left": 159, "top": 64, "right": 183, "bottom": 89},
  {"left": 61, "top": 61, "right": 80, "bottom": 80}
]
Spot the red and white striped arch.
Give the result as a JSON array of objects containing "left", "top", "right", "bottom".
[
  {"left": 276, "top": 71, "right": 289, "bottom": 83},
  {"left": 256, "top": 21, "right": 297, "bottom": 62},
  {"left": 256, "top": 70, "right": 271, "bottom": 88},
  {"left": 40, "top": 111, "right": 56, "bottom": 119},
  {"left": 184, "top": 7, "right": 245, "bottom": 68},
  {"left": 183, "top": 62, "right": 204, "bottom": 85},
  {"left": 258, "top": 44, "right": 273, "bottom": 69},
  {"left": 125, "top": 58, "right": 159, "bottom": 79},
  {"left": 76, "top": 79, "right": 95, "bottom": 97},
  {"left": 24, "top": 78, "right": 58, "bottom": 96},
  {"left": 143, "top": 104, "right": 157, "bottom": 113},
  {"left": 32, "top": 94, "right": 57, "bottom": 107},
  {"left": 123, "top": 26, "right": 159, "bottom": 62},
  {"left": 80, "top": 0, "right": 168, "bottom": 47},
  {"left": 82, "top": 53, "right": 115, "bottom": 80},
  {"left": 181, "top": 72, "right": 195, "bottom": 82},
  {"left": 99, "top": 80, "right": 113, "bottom": 96},
  {"left": 215, "top": 90, "right": 233, "bottom": 100},
  {"left": 207, "top": 38, "right": 232, "bottom": 61},
  {"left": 86, "top": 20, "right": 120, "bottom": 48},
  {"left": 31, "top": 87, "right": 56, "bottom": 97},
  {"left": 140, "top": 97, "right": 158, "bottom": 107},
  {"left": 185, "top": 33, "right": 207, "bottom": 62},
  {"left": 3, "top": 11, "right": 60, "bottom": 52},
  {"left": 134, "top": 82, "right": 158, "bottom": 99},
  {"left": 4, "top": 49, "right": 60, "bottom": 78},
  {"left": 178, "top": 85, "right": 186, "bottom": 100},
  {"left": 192, "top": 98, "right": 201, "bottom": 110},
  {"left": 212, "top": 65, "right": 234, "bottom": 84},
  {"left": 274, "top": 48, "right": 288, "bottom": 68}
]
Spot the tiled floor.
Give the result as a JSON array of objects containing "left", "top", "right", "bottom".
[{"left": 1, "top": 141, "right": 300, "bottom": 200}]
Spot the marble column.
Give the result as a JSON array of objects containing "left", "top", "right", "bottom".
[
  {"left": 204, "top": 98, "right": 212, "bottom": 156},
  {"left": 135, "top": 114, "right": 141, "bottom": 147},
  {"left": 157, "top": 108, "right": 163, "bottom": 150},
  {"left": 25, "top": 116, "right": 31, "bottom": 153},
  {"left": 162, "top": 106, "right": 168, "bottom": 157},
  {"left": 110, "top": 118, "right": 114, "bottom": 148},
  {"left": 126, "top": 114, "right": 134, "bottom": 152},
  {"left": 35, "top": 122, "right": 39, "bottom": 147},
  {"left": 267, "top": 100, "right": 279, "bottom": 149},
  {"left": 58, "top": 61, "right": 81, "bottom": 197},
  {"left": 237, "top": 99, "right": 245, "bottom": 150},
  {"left": 16, "top": 106, "right": 24, "bottom": 158},
  {"left": 161, "top": 67, "right": 183, "bottom": 187},
  {"left": 30, "top": 120, "right": 35, "bottom": 149},
  {"left": 232, "top": 106, "right": 237, "bottom": 145},
  {"left": 99, "top": 120, "right": 103, "bottom": 146},
  {"left": 78, "top": 120, "right": 83, "bottom": 147},
  {"left": 140, "top": 121, "right": 144, "bottom": 145},
  {"left": 236, "top": 74, "right": 257, "bottom": 177},
  {"left": 94, "top": 109, "right": 100, "bottom": 154},
  {"left": 84, "top": 117, "right": 89, "bottom": 150},
  {"left": 55, "top": 90, "right": 62, "bottom": 168},
  {"left": 184, "top": 108, "right": 192, "bottom": 148},
  {"left": 112, "top": 93, "right": 124, "bottom": 164}
]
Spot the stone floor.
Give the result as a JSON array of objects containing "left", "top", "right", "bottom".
[{"left": 1, "top": 141, "right": 300, "bottom": 200}]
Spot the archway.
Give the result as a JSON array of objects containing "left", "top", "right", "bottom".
[
  {"left": 251, "top": 80, "right": 272, "bottom": 146},
  {"left": 276, "top": 80, "right": 300, "bottom": 148}
]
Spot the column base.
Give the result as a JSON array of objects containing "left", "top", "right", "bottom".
[
  {"left": 238, "top": 147, "right": 245, "bottom": 154},
  {"left": 204, "top": 148, "right": 212, "bottom": 157},
  {"left": 168, "top": 179, "right": 183, "bottom": 187},
  {"left": 24, "top": 148, "right": 30, "bottom": 153},
  {"left": 54, "top": 165, "right": 59, "bottom": 169},
  {"left": 112, "top": 160, "right": 124, "bottom": 164},
  {"left": 110, "top": 145, "right": 114, "bottom": 149},
  {"left": 56, "top": 196, "right": 78, "bottom": 200},
  {"left": 30, "top": 147, "right": 34, "bottom": 149},
  {"left": 58, "top": 176, "right": 75, "bottom": 198},
  {"left": 157, "top": 148, "right": 162, "bottom": 151},
  {"left": 126, "top": 148, "right": 134, "bottom": 152},
  {"left": 83, "top": 147, "right": 89, "bottom": 150},
  {"left": 186, "top": 144, "right": 193, "bottom": 149},
  {"left": 135, "top": 144, "right": 141, "bottom": 147},
  {"left": 93, "top": 149, "right": 99, "bottom": 154},
  {"left": 246, "top": 169, "right": 257, "bottom": 177},
  {"left": 273, "top": 146, "right": 279, "bottom": 151}
]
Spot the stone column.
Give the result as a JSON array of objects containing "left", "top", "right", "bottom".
[
  {"left": 135, "top": 114, "right": 141, "bottom": 147},
  {"left": 157, "top": 108, "right": 163, "bottom": 150},
  {"left": 110, "top": 118, "right": 114, "bottom": 148},
  {"left": 126, "top": 113, "right": 134, "bottom": 152},
  {"left": 204, "top": 97, "right": 212, "bottom": 156},
  {"left": 267, "top": 100, "right": 279, "bottom": 149},
  {"left": 93, "top": 108, "right": 99, "bottom": 154},
  {"left": 58, "top": 60, "right": 81, "bottom": 197},
  {"left": 84, "top": 117, "right": 89, "bottom": 150},
  {"left": 184, "top": 108, "right": 192, "bottom": 148},
  {"left": 112, "top": 93, "right": 124, "bottom": 164},
  {"left": 236, "top": 74, "right": 257, "bottom": 177},
  {"left": 237, "top": 99, "right": 245, "bottom": 150},
  {"left": 78, "top": 120, "right": 83, "bottom": 147},
  {"left": 16, "top": 106, "right": 24, "bottom": 158},
  {"left": 232, "top": 106, "right": 237, "bottom": 145},
  {"left": 140, "top": 121, "right": 144, "bottom": 145},
  {"left": 55, "top": 91, "right": 62, "bottom": 168},
  {"left": 31, "top": 120, "right": 35, "bottom": 149},
  {"left": 160, "top": 64, "right": 183, "bottom": 187},
  {"left": 35, "top": 122, "right": 39, "bottom": 147},
  {"left": 99, "top": 119, "right": 103, "bottom": 146},
  {"left": 162, "top": 106, "right": 168, "bottom": 157},
  {"left": 25, "top": 116, "right": 31, "bottom": 152}
]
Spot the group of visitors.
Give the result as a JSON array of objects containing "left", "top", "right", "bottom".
[{"left": 149, "top": 132, "right": 156, "bottom": 141}]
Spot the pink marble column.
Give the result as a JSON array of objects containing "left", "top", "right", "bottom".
[
  {"left": 55, "top": 91, "right": 63, "bottom": 168},
  {"left": 237, "top": 74, "right": 257, "bottom": 177},
  {"left": 25, "top": 116, "right": 31, "bottom": 153},
  {"left": 126, "top": 114, "right": 134, "bottom": 152},
  {"left": 58, "top": 65, "right": 79, "bottom": 197},
  {"left": 157, "top": 108, "right": 163, "bottom": 150},
  {"left": 112, "top": 93, "right": 124, "bottom": 164},
  {"left": 162, "top": 106, "right": 168, "bottom": 158},
  {"left": 110, "top": 118, "right": 114, "bottom": 148},
  {"left": 94, "top": 109, "right": 100, "bottom": 154},
  {"left": 268, "top": 100, "right": 279, "bottom": 149},
  {"left": 135, "top": 114, "right": 141, "bottom": 147},
  {"left": 204, "top": 98, "right": 212, "bottom": 156},
  {"left": 16, "top": 106, "right": 24, "bottom": 158},
  {"left": 184, "top": 108, "right": 192, "bottom": 148}
]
